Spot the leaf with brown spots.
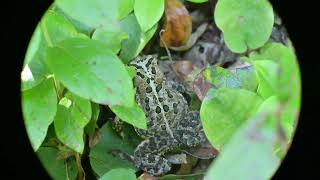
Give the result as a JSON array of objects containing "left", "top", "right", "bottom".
[{"left": 161, "top": 0, "right": 192, "bottom": 47}]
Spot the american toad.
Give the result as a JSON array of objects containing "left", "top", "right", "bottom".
[{"left": 129, "top": 55, "right": 206, "bottom": 176}]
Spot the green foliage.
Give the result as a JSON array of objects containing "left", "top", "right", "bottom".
[
  {"left": 119, "top": 14, "right": 158, "bottom": 63},
  {"left": 46, "top": 38, "right": 135, "bottom": 107},
  {"left": 254, "top": 60, "right": 280, "bottom": 99},
  {"left": 215, "top": 0, "right": 274, "bottom": 53},
  {"left": 205, "top": 65, "right": 258, "bottom": 91},
  {"left": 200, "top": 88, "right": 263, "bottom": 150},
  {"left": 110, "top": 102, "right": 147, "bottom": 130},
  {"left": 90, "top": 122, "right": 136, "bottom": 177},
  {"left": 134, "top": 0, "right": 164, "bottom": 32},
  {"left": 249, "top": 43, "right": 301, "bottom": 103},
  {"left": 92, "top": 21, "right": 128, "bottom": 54},
  {"left": 205, "top": 110, "right": 280, "bottom": 180},
  {"left": 85, "top": 103, "right": 100, "bottom": 138},
  {"left": 22, "top": 78, "right": 57, "bottom": 151},
  {"left": 55, "top": 0, "right": 133, "bottom": 29},
  {"left": 37, "top": 147, "right": 78, "bottom": 180},
  {"left": 54, "top": 92, "right": 91, "bottom": 153},
  {"left": 248, "top": 43, "right": 301, "bottom": 139},
  {"left": 99, "top": 168, "right": 136, "bottom": 180}
]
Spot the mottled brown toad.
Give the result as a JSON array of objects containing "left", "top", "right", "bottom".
[{"left": 129, "top": 55, "right": 206, "bottom": 176}]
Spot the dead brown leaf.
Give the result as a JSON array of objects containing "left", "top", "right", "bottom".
[{"left": 161, "top": 0, "right": 192, "bottom": 47}]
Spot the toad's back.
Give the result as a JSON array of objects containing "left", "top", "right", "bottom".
[{"left": 129, "top": 55, "right": 188, "bottom": 138}]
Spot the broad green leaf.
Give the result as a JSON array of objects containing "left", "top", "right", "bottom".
[
  {"left": 46, "top": 38, "right": 134, "bottom": 106},
  {"left": 52, "top": 5, "right": 93, "bottom": 35},
  {"left": 214, "top": 0, "right": 274, "bottom": 53},
  {"left": 134, "top": 0, "right": 164, "bottom": 32},
  {"left": 186, "top": 0, "right": 208, "bottom": 3},
  {"left": 22, "top": 10, "right": 86, "bottom": 91},
  {"left": 249, "top": 43, "right": 301, "bottom": 103},
  {"left": 90, "top": 122, "right": 136, "bottom": 177},
  {"left": 205, "top": 112, "right": 279, "bottom": 180},
  {"left": 210, "top": 66, "right": 242, "bottom": 89},
  {"left": 55, "top": 0, "right": 134, "bottom": 29},
  {"left": 249, "top": 43, "right": 301, "bottom": 150},
  {"left": 99, "top": 168, "right": 136, "bottom": 180},
  {"left": 207, "top": 65, "right": 258, "bottom": 92},
  {"left": 40, "top": 10, "right": 86, "bottom": 47},
  {"left": 92, "top": 20, "right": 128, "bottom": 54},
  {"left": 110, "top": 102, "right": 147, "bottom": 129},
  {"left": 119, "top": 14, "right": 158, "bottom": 63},
  {"left": 118, "top": 0, "right": 135, "bottom": 20},
  {"left": 22, "top": 78, "right": 57, "bottom": 151},
  {"left": 22, "top": 26, "right": 48, "bottom": 91},
  {"left": 253, "top": 60, "right": 280, "bottom": 99},
  {"left": 85, "top": 103, "right": 100, "bottom": 138},
  {"left": 37, "top": 147, "right": 77, "bottom": 180},
  {"left": 200, "top": 88, "right": 263, "bottom": 150},
  {"left": 53, "top": 106, "right": 82, "bottom": 153},
  {"left": 65, "top": 92, "right": 92, "bottom": 127},
  {"left": 54, "top": 92, "right": 91, "bottom": 153},
  {"left": 126, "top": 66, "right": 137, "bottom": 79},
  {"left": 234, "top": 64, "right": 259, "bottom": 92},
  {"left": 55, "top": 0, "right": 117, "bottom": 29}
]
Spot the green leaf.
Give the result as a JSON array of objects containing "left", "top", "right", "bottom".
[
  {"left": 214, "top": 0, "right": 274, "bottom": 53},
  {"left": 55, "top": 0, "right": 117, "bottom": 29},
  {"left": 207, "top": 65, "right": 258, "bottom": 92},
  {"left": 22, "top": 26, "right": 48, "bottom": 91},
  {"left": 85, "top": 103, "right": 100, "bottom": 138},
  {"left": 46, "top": 38, "right": 134, "bottom": 106},
  {"left": 37, "top": 147, "right": 77, "bottom": 180},
  {"left": 54, "top": 92, "right": 91, "bottom": 153},
  {"left": 210, "top": 66, "right": 242, "bottom": 89},
  {"left": 110, "top": 102, "right": 147, "bottom": 129},
  {"left": 234, "top": 64, "right": 259, "bottom": 92},
  {"left": 22, "top": 10, "right": 86, "bottom": 91},
  {"left": 90, "top": 122, "right": 136, "bottom": 177},
  {"left": 52, "top": 5, "right": 93, "bottom": 36},
  {"left": 119, "top": 14, "right": 158, "bottom": 63},
  {"left": 249, "top": 43, "right": 301, "bottom": 103},
  {"left": 54, "top": 105, "right": 84, "bottom": 153},
  {"left": 22, "top": 78, "right": 57, "bottom": 151},
  {"left": 253, "top": 60, "right": 280, "bottom": 99},
  {"left": 40, "top": 10, "right": 86, "bottom": 47},
  {"left": 99, "top": 168, "right": 136, "bottom": 180},
  {"left": 65, "top": 92, "right": 92, "bottom": 127},
  {"left": 249, "top": 43, "right": 301, "bottom": 141},
  {"left": 186, "top": 0, "right": 208, "bottom": 3},
  {"left": 92, "top": 20, "right": 128, "bottom": 54},
  {"left": 134, "top": 0, "right": 164, "bottom": 32},
  {"left": 55, "top": 0, "right": 134, "bottom": 29},
  {"left": 200, "top": 88, "right": 263, "bottom": 150},
  {"left": 118, "top": 0, "right": 135, "bottom": 20},
  {"left": 126, "top": 66, "right": 137, "bottom": 79},
  {"left": 205, "top": 112, "right": 279, "bottom": 180}
]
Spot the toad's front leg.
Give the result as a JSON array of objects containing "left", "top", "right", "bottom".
[{"left": 133, "top": 136, "right": 178, "bottom": 176}]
